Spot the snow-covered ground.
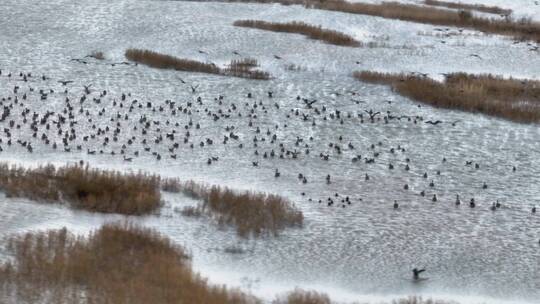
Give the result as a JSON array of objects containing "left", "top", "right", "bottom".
[{"left": 0, "top": 0, "right": 539, "bottom": 303}]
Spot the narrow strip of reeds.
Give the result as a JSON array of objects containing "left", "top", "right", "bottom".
[
  {"left": 423, "top": 0, "right": 512, "bottom": 16},
  {"left": 162, "top": 178, "right": 303, "bottom": 237},
  {"left": 0, "top": 163, "right": 161, "bottom": 215},
  {"left": 354, "top": 71, "right": 540, "bottom": 123},
  {"left": 125, "top": 49, "right": 270, "bottom": 80},
  {"left": 233, "top": 20, "right": 360, "bottom": 47}
]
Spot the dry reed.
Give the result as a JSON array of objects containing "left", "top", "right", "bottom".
[
  {"left": 423, "top": 0, "right": 512, "bottom": 16},
  {"left": 0, "top": 223, "right": 259, "bottom": 304},
  {"left": 162, "top": 178, "right": 303, "bottom": 237},
  {"left": 0, "top": 224, "right": 460, "bottom": 304},
  {"left": 273, "top": 288, "right": 332, "bottom": 304},
  {"left": 0, "top": 163, "right": 161, "bottom": 215},
  {"left": 354, "top": 71, "right": 540, "bottom": 123},
  {"left": 125, "top": 49, "right": 270, "bottom": 80},
  {"left": 218, "top": 0, "right": 540, "bottom": 42},
  {"left": 233, "top": 20, "right": 360, "bottom": 47},
  {"left": 226, "top": 58, "right": 271, "bottom": 80}
]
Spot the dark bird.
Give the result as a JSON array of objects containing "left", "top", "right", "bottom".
[{"left": 58, "top": 80, "right": 74, "bottom": 86}]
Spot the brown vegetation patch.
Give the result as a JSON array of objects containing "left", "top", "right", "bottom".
[
  {"left": 219, "top": 0, "right": 540, "bottom": 42},
  {"left": 226, "top": 58, "right": 271, "bottom": 80},
  {"left": 354, "top": 71, "right": 540, "bottom": 123},
  {"left": 0, "top": 223, "right": 259, "bottom": 304},
  {"left": 88, "top": 51, "right": 105, "bottom": 60},
  {"left": 163, "top": 178, "right": 303, "bottom": 237},
  {"left": 273, "top": 289, "right": 332, "bottom": 304},
  {"left": 233, "top": 20, "right": 360, "bottom": 47},
  {"left": 423, "top": 0, "right": 512, "bottom": 16},
  {"left": 125, "top": 49, "right": 270, "bottom": 80},
  {"left": 0, "top": 224, "right": 460, "bottom": 304},
  {"left": 0, "top": 163, "right": 161, "bottom": 215}
]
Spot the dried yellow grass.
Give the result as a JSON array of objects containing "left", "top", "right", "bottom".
[
  {"left": 273, "top": 288, "right": 332, "bottom": 304},
  {"left": 233, "top": 20, "right": 360, "bottom": 47},
  {"left": 0, "top": 163, "right": 161, "bottom": 215},
  {"left": 423, "top": 0, "right": 512, "bottom": 16},
  {"left": 125, "top": 49, "right": 270, "bottom": 80},
  {"left": 162, "top": 178, "right": 303, "bottom": 237},
  {"left": 0, "top": 223, "right": 260, "bottom": 304},
  {"left": 0, "top": 224, "right": 461, "bottom": 304},
  {"left": 354, "top": 71, "right": 540, "bottom": 123},
  {"left": 220, "top": 0, "right": 540, "bottom": 42}
]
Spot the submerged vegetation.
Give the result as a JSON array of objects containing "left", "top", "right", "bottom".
[
  {"left": 163, "top": 178, "right": 303, "bottom": 237},
  {"left": 0, "top": 163, "right": 161, "bottom": 215},
  {"left": 219, "top": 0, "right": 540, "bottom": 42},
  {"left": 125, "top": 49, "right": 270, "bottom": 80},
  {"left": 233, "top": 20, "right": 360, "bottom": 47},
  {"left": 354, "top": 71, "right": 540, "bottom": 123}
]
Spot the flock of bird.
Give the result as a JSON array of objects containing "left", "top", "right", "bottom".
[{"left": 0, "top": 67, "right": 537, "bottom": 231}]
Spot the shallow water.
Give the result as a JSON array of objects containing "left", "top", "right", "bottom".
[{"left": 0, "top": 0, "right": 539, "bottom": 303}]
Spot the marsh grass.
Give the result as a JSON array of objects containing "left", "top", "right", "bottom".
[
  {"left": 354, "top": 71, "right": 540, "bottom": 123},
  {"left": 0, "top": 163, "right": 161, "bottom": 215},
  {"left": 226, "top": 58, "right": 271, "bottom": 80},
  {"left": 0, "top": 224, "right": 459, "bottom": 304},
  {"left": 423, "top": 0, "right": 512, "bottom": 16},
  {"left": 219, "top": 0, "right": 540, "bottom": 42},
  {"left": 273, "top": 289, "right": 332, "bottom": 304},
  {"left": 233, "top": 20, "right": 360, "bottom": 47},
  {"left": 125, "top": 48, "right": 220, "bottom": 74},
  {"left": 162, "top": 178, "right": 303, "bottom": 237},
  {"left": 125, "top": 49, "right": 270, "bottom": 80},
  {"left": 0, "top": 223, "right": 259, "bottom": 304}
]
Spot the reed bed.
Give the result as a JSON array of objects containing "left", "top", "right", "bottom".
[
  {"left": 423, "top": 0, "right": 512, "bottom": 16},
  {"left": 219, "top": 0, "right": 540, "bottom": 42},
  {"left": 354, "top": 71, "right": 540, "bottom": 123},
  {"left": 0, "top": 163, "right": 161, "bottom": 215},
  {"left": 273, "top": 289, "right": 332, "bottom": 304},
  {"left": 0, "top": 223, "right": 259, "bottom": 304},
  {"left": 162, "top": 178, "right": 303, "bottom": 237},
  {"left": 125, "top": 49, "right": 270, "bottom": 80},
  {"left": 233, "top": 20, "right": 360, "bottom": 47},
  {"left": 226, "top": 58, "right": 271, "bottom": 80},
  {"left": 0, "top": 224, "right": 459, "bottom": 304}
]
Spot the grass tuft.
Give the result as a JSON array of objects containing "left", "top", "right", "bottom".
[
  {"left": 233, "top": 20, "right": 360, "bottom": 47},
  {"left": 88, "top": 51, "right": 105, "bottom": 60},
  {"left": 0, "top": 163, "right": 161, "bottom": 215},
  {"left": 354, "top": 71, "right": 540, "bottom": 123},
  {"left": 273, "top": 289, "right": 332, "bottom": 304}
]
